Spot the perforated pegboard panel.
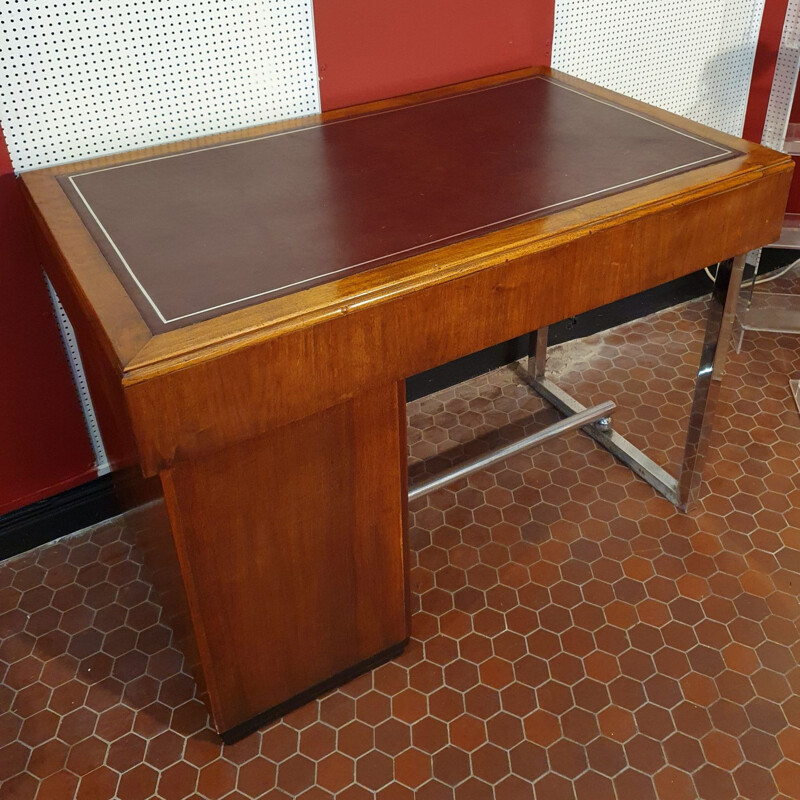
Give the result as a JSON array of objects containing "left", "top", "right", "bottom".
[
  {"left": 0, "top": 0, "right": 320, "bottom": 172},
  {"left": 44, "top": 276, "right": 110, "bottom": 477},
  {"left": 552, "top": 0, "right": 766, "bottom": 136},
  {"left": 2, "top": 0, "right": 319, "bottom": 473}
]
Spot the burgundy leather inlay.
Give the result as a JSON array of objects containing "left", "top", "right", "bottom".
[{"left": 59, "top": 76, "right": 737, "bottom": 332}]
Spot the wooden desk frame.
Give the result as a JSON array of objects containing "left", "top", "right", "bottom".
[{"left": 20, "top": 68, "right": 793, "bottom": 738}]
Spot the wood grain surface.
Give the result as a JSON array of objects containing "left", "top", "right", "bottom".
[
  {"left": 20, "top": 67, "right": 794, "bottom": 735},
  {"left": 159, "top": 384, "right": 408, "bottom": 733},
  {"left": 56, "top": 75, "right": 736, "bottom": 331},
  {"left": 20, "top": 67, "right": 793, "bottom": 380}
]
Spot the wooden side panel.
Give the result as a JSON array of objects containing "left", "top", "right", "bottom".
[
  {"left": 125, "top": 168, "right": 792, "bottom": 476},
  {"left": 159, "top": 383, "right": 409, "bottom": 733}
]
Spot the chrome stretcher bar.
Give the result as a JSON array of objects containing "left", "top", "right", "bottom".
[
  {"left": 408, "top": 399, "right": 616, "bottom": 502},
  {"left": 524, "top": 254, "right": 746, "bottom": 511}
]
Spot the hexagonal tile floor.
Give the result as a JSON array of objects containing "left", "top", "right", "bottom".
[{"left": 2, "top": 277, "right": 800, "bottom": 800}]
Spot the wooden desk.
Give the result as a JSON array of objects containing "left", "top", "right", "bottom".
[{"left": 21, "top": 68, "right": 792, "bottom": 739}]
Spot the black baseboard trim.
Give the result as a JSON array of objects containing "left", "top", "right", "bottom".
[
  {"left": 0, "top": 474, "right": 121, "bottom": 561},
  {"left": 3, "top": 251, "right": 796, "bottom": 559}
]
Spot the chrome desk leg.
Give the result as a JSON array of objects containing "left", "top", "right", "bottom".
[
  {"left": 677, "top": 254, "right": 745, "bottom": 508},
  {"left": 524, "top": 254, "right": 746, "bottom": 511},
  {"left": 531, "top": 328, "right": 548, "bottom": 379}
]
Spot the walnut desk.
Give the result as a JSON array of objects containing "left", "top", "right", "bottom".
[{"left": 21, "top": 68, "right": 793, "bottom": 739}]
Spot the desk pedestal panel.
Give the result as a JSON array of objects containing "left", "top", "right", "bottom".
[{"left": 154, "top": 383, "right": 409, "bottom": 735}]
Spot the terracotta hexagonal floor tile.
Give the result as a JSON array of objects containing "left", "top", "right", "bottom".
[
  {"left": 337, "top": 720, "right": 374, "bottom": 759},
  {"left": 197, "top": 758, "right": 239, "bottom": 798},
  {"left": 355, "top": 750, "right": 394, "bottom": 791},
  {"left": 700, "top": 729, "right": 744, "bottom": 771},
  {"left": 586, "top": 736, "right": 626, "bottom": 777},
  {"left": 470, "top": 741, "right": 510, "bottom": 784},
  {"left": 774, "top": 759, "right": 800, "bottom": 798},
  {"left": 298, "top": 722, "right": 336, "bottom": 761},
  {"left": 116, "top": 763, "right": 159, "bottom": 799},
  {"left": 548, "top": 737, "right": 588, "bottom": 779},
  {"left": 25, "top": 737, "right": 67, "bottom": 780},
  {"left": 624, "top": 734, "right": 665, "bottom": 774},
  {"left": 33, "top": 770, "right": 80, "bottom": 800},
  {"left": 453, "top": 776, "right": 493, "bottom": 800},
  {"left": 394, "top": 747, "right": 432, "bottom": 789},
  {"left": 105, "top": 731, "right": 147, "bottom": 773},
  {"left": 431, "top": 745, "right": 471, "bottom": 786},
  {"left": 411, "top": 717, "right": 448, "bottom": 754},
  {"left": 4, "top": 279, "right": 800, "bottom": 798},
  {"left": 534, "top": 772, "right": 576, "bottom": 800},
  {"left": 374, "top": 719, "right": 411, "bottom": 757},
  {"left": 65, "top": 735, "right": 106, "bottom": 776},
  {"left": 447, "top": 714, "right": 486, "bottom": 753},
  {"left": 157, "top": 761, "right": 199, "bottom": 799},
  {"left": 392, "top": 689, "right": 429, "bottom": 724},
  {"left": 315, "top": 752, "right": 354, "bottom": 793},
  {"left": 463, "top": 685, "right": 501, "bottom": 719},
  {"left": 316, "top": 693, "right": 355, "bottom": 728},
  {"left": 428, "top": 687, "right": 465, "bottom": 723},
  {"left": 596, "top": 705, "right": 635, "bottom": 743}
]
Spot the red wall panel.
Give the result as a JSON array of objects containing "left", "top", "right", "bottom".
[
  {"left": 313, "top": 1, "right": 554, "bottom": 111},
  {"left": 743, "top": 0, "right": 790, "bottom": 142},
  {"left": 743, "top": 0, "right": 800, "bottom": 215},
  {"left": 0, "top": 132, "right": 96, "bottom": 516},
  {"left": 0, "top": 2, "right": 555, "bottom": 518}
]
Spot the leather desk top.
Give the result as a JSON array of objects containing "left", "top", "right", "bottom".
[{"left": 57, "top": 75, "right": 738, "bottom": 333}]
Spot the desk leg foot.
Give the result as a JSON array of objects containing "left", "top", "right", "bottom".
[{"left": 155, "top": 382, "right": 410, "bottom": 735}]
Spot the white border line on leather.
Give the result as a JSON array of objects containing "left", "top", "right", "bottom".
[{"left": 66, "top": 76, "right": 736, "bottom": 326}]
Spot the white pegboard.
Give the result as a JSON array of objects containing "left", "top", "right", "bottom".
[
  {"left": 1, "top": 0, "right": 320, "bottom": 474},
  {"left": 0, "top": 0, "right": 320, "bottom": 172},
  {"left": 552, "top": 0, "right": 766, "bottom": 136}
]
